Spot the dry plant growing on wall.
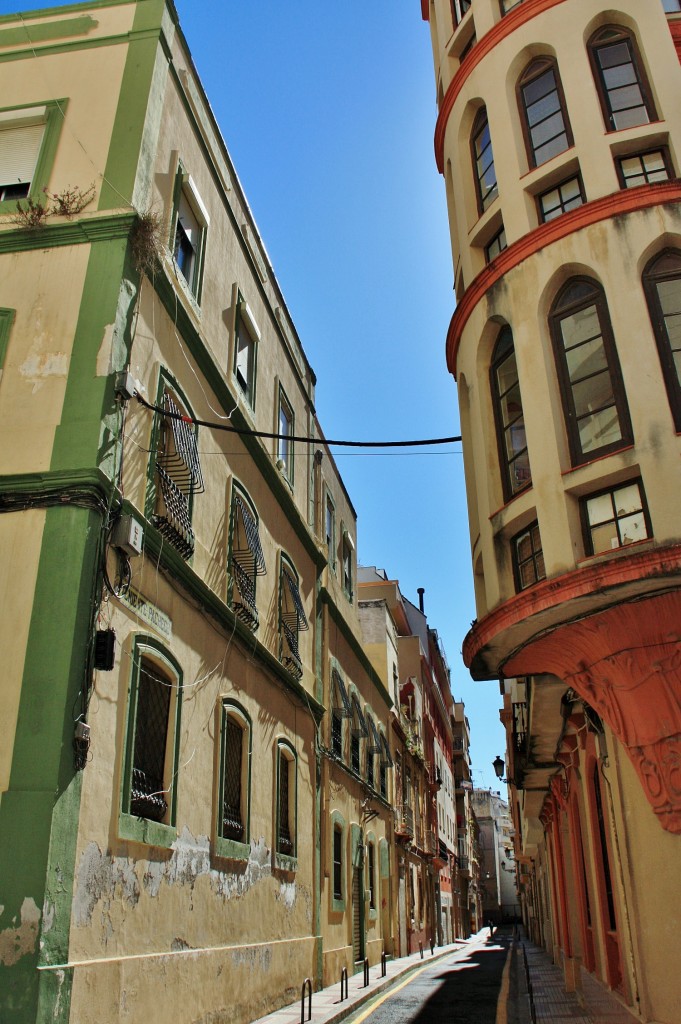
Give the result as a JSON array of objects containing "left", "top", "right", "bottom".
[
  {"left": 13, "top": 182, "right": 96, "bottom": 229},
  {"left": 12, "top": 195, "right": 50, "bottom": 229},
  {"left": 129, "top": 209, "right": 165, "bottom": 275}
]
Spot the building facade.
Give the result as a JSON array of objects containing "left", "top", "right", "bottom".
[{"left": 422, "top": 0, "right": 681, "bottom": 1021}]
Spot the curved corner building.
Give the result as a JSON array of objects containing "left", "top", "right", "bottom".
[{"left": 422, "top": 1, "right": 681, "bottom": 1019}]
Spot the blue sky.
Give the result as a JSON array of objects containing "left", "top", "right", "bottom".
[{"left": 1, "top": 0, "right": 507, "bottom": 790}]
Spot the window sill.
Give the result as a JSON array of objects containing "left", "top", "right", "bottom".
[
  {"left": 273, "top": 851, "right": 297, "bottom": 873},
  {"left": 119, "top": 812, "right": 176, "bottom": 849},
  {"left": 576, "top": 537, "right": 653, "bottom": 568},
  {"left": 331, "top": 896, "right": 346, "bottom": 914},
  {"left": 214, "top": 836, "right": 250, "bottom": 862}
]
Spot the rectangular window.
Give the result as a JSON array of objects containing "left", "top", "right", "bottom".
[
  {"left": 333, "top": 827, "right": 343, "bottom": 900},
  {"left": 368, "top": 843, "right": 376, "bottom": 910},
  {"left": 277, "top": 388, "right": 294, "bottom": 482},
  {"left": 230, "top": 492, "right": 266, "bottom": 631},
  {"left": 485, "top": 225, "right": 507, "bottom": 264},
  {"left": 171, "top": 170, "right": 209, "bottom": 300},
  {"left": 280, "top": 561, "right": 309, "bottom": 680},
  {"left": 221, "top": 714, "right": 244, "bottom": 842},
  {"left": 538, "top": 175, "right": 585, "bottom": 222},
  {"left": 234, "top": 301, "right": 258, "bottom": 407},
  {"left": 472, "top": 108, "right": 498, "bottom": 213},
  {"left": 150, "top": 387, "right": 204, "bottom": 560},
  {"left": 0, "top": 101, "right": 64, "bottom": 209},
  {"left": 663, "top": 0, "right": 681, "bottom": 10},
  {"left": 591, "top": 29, "right": 655, "bottom": 132},
  {"left": 277, "top": 745, "right": 296, "bottom": 859},
  {"left": 616, "top": 148, "right": 672, "bottom": 189},
  {"left": 582, "top": 479, "right": 650, "bottom": 555},
  {"left": 520, "top": 61, "right": 572, "bottom": 167},
  {"left": 342, "top": 531, "right": 354, "bottom": 599},
  {"left": 122, "top": 641, "right": 182, "bottom": 843},
  {"left": 512, "top": 521, "right": 546, "bottom": 590},
  {"left": 451, "top": 0, "right": 471, "bottom": 25},
  {"left": 325, "top": 493, "right": 336, "bottom": 569}
]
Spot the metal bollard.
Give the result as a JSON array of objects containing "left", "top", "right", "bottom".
[
  {"left": 430, "top": 938, "right": 435, "bottom": 956},
  {"left": 419, "top": 941, "right": 424, "bottom": 960},
  {"left": 363, "top": 957, "right": 370, "bottom": 987},
  {"left": 340, "top": 966, "right": 348, "bottom": 1002},
  {"left": 300, "top": 978, "right": 312, "bottom": 1024},
  {"left": 380, "top": 950, "right": 387, "bottom": 978}
]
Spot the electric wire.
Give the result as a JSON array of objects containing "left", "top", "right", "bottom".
[{"left": 134, "top": 392, "right": 461, "bottom": 448}]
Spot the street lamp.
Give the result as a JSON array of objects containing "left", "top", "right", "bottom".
[{"left": 492, "top": 755, "right": 513, "bottom": 785}]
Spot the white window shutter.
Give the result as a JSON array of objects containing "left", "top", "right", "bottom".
[{"left": 0, "top": 123, "right": 44, "bottom": 187}]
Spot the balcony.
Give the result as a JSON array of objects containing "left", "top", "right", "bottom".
[{"left": 395, "top": 804, "right": 414, "bottom": 842}]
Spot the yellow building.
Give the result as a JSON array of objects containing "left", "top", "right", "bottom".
[
  {"left": 422, "top": 0, "right": 681, "bottom": 1020},
  {"left": 0, "top": 2, "right": 393, "bottom": 1020}
]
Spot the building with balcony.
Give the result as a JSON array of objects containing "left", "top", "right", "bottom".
[{"left": 422, "top": 0, "right": 681, "bottom": 1020}]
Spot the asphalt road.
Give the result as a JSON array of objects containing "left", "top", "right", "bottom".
[{"left": 344, "top": 931, "right": 512, "bottom": 1024}]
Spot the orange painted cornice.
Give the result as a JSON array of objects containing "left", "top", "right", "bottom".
[
  {"left": 462, "top": 543, "right": 681, "bottom": 673},
  {"left": 421, "top": 0, "right": 429, "bottom": 21},
  {"left": 434, "top": 0, "right": 568, "bottom": 174},
  {"left": 670, "top": 20, "right": 681, "bottom": 61},
  {"left": 446, "top": 182, "right": 681, "bottom": 377}
]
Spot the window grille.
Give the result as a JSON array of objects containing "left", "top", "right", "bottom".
[
  {"left": 332, "top": 709, "right": 343, "bottom": 756},
  {"left": 280, "top": 566, "right": 308, "bottom": 679},
  {"left": 130, "top": 659, "right": 172, "bottom": 821},
  {"left": 351, "top": 694, "right": 368, "bottom": 738},
  {"left": 351, "top": 732, "right": 361, "bottom": 774},
  {"left": 332, "top": 668, "right": 353, "bottom": 718},
  {"left": 278, "top": 751, "right": 293, "bottom": 855},
  {"left": 367, "top": 716, "right": 382, "bottom": 756},
  {"left": 221, "top": 716, "right": 244, "bottom": 841},
  {"left": 158, "top": 392, "right": 204, "bottom": 493},
  {"left": 153, "top": 465, "right": 195, "bottom": 558},
  {"left": 232, "top": 495, "right": 266, "bottom": 630},
  {"left": 333, "top": 827, "right": 343, "bottom": 900},
  {"left": 380, "top": 732, "right": 394, "bottom": 768},
  {"left": 153, "top": 392, "right": 203, "bottom": 559}
]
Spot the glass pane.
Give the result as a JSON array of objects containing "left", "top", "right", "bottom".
[
  {"left": 496, "top": 350, "right": 517, "bottom": 395},
  {"left": 530, "top": 110, "right": 564, "bottom": 147},
  {"left": 657, "top": 280, "right": 681, "bottom": 317},
  {"left": 510, "top": 449, "right": 531, "bottom": 491},
  {"left": 573, "top": 370, "right": 616, "bottom": 418},
  {"left": 534, "top": 132, "right": 569, "bottom": 166},
  {"left": 578, "top": 405, "right": 622, "bottom": 452},
  {"left": 613, "top": 482, "right": 642, "bottom": 516},
  {"left": 613, "top": 105, "right": 649, "bottom": 131},
  {"left": 674, "top": 348, "right": 681, "bottom": 382},
  {"left": 541, "top": 187, "right": 559, "bottom": 214},
  {"left": 560, "top": 305, "right": 600, "bottom": 350},
  {"left": 591, "top": 521, "right": 619, "bottom": 554},
  {"left": 598, "top": 41, "right": 631, "bottom": 70},
  {"left": 505, "top": 416, "right": 527, "bottom": 458},
  {"left": 519, "top": 561, "right": 536, "bottom": 588},
  {"left": 534, "top": 550, "right": 546, "bottom": 581},
  {"left": 523, "top": 68, "right": 556, "bottom": 108},
  {"left": 566, "top": 336, "right": 608, "bottom": 382},
  {"left": 642, "top": 151, "right": 665, "bottom": 174},
  {"left": 665, "top": 312, "right": 681, "bottom": 354},
  {"left": 619, "top": 511, "right": 648, "bottom": 544},
  {"left": 602, "top": 62, "right": 637, "bottom": 90},
  {"left": 526, "top": 89, "right": 560, "bottom": 129},
  {"left": 517, "top": 533, "right": 533, "bottom": 562},
  {"left": 586, "top": 491, "right": 614, "bottom": 526},
  {"left": 561, "top": 178, "right": 581, "bottom": 203},
  {"left": 500, "top": 382, "right": 523, "bottom": 427}
]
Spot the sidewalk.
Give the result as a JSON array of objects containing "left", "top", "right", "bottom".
[
  {"left": 517, "top": 937, "right": 640, "bottom": 1023},
  {"left": 249, "top": 929, "right": 493, "bottom": 1024}
]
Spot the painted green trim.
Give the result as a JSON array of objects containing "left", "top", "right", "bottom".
[
  {"left": 0, "top": 210, "right": 135, "bottom": 252},
  {"left": 0, "top": 0, "right": 135, "bottom": 23},
  {"left": 0, "top": 307, "right": 15, "bottom": 370},
  {"left": 215, "top": 837, "right": 250, "bottom": 861},
  {"left": 0, "top": 27, "right": 162, "bottom": 67},
  {"left": 149, "top": 264, "right": 325, "bottom": 568},
  {"left": 0, "top": 98, "right": 67, "bottom": 217},
  {"left": 379, "top": 837, "right": 390, "bottom": 878},
  {"left": 330, "top": 810, "right": 347, "bottom": 913},
  {"left": 50, "top": 233, "right": 132, "bottom": 476},
  {"left": 218, "top": 699, "right": 252, "bottom": 848},
  {"left": 144, "top": 366, "right": 200, "bottom": 534},
  {"left": 319, "top": 587, "right": 393, "bottom": 709},
  {"left": 98, "top": 1, "right": 165, "bottom": 211},
  {"left": 226, "top": 482, "right": 262, "bottom": 618},
  {"left": 119, "top": 635, "right": 183, "bottom": 840},
  {"left": 277, "top": 383, "right": 295, "bottom": 486},
  {"left": 0, "top": 466, "right": 113, "bottom": 501},
  {"left": 0, "top": 15, "right": 97, "bottom": 48},
  {"left": 141, "top": 521, "right": 325, "bottom": 722},
  {"left": 0, "top": 504, "right": 100, "bottom": 1023}
]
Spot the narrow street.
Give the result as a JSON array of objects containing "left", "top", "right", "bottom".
[{"left": 344, "top": 930, "right": 512, "bottom": 1024}]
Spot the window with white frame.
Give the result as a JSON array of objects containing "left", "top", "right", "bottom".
[
  {"left": 234, "top": 299, "right": 258, "bottom": 407},
  {"left": 276, "top": 741, "right": 296, "bottom": 861},
  {"left": 277, "top": 387, "right": 294, "bottom": 482},
  {"left": 171, "top": 170, "right": 209, "bottom": 299},
  {"left": 0, "top": 102, "right": 61, "bottom": 204}
]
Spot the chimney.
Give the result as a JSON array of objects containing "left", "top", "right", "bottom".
[{"left": 417, "top": 587, "right": 425, "bottom": 613}]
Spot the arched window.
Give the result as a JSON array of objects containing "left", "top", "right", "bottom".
[
  {"left": 518, "top": 58, "right": 572, "bottom": 167},
  {"left": 279, "top": 556, "right": 308, "bottom": 680},
  {"left": 218, "top": 701, "right": 251, "bottom": 854},
  {"left": 491, "top": 327, "right": 531, "bottom": 500},
  {"left": 643, "top": 250, "right": 681, "bottom": 430},
  {"left": 549, "top": 279, "right": 632, "bottom": 464},
  {"left": 589, "top": 27, "right": 655, "bottom": 132},
  {"left": 471, "top": 107, "right": 498, "bottom": 213},
  {"left": 276, "top": 740, "right": 297, "bottom": 861}
]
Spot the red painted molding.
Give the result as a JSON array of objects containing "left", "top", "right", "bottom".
[
  {"left": 462, "top": 542, "right": 681, "bottom": 671},
  {"left": 434, "top": 0, "right": 568, "bottom": 174},
  {"left": 421, "top": 0, "right": 429, "bottom": 21},
  {"left": 446, "top": 182, "right": 681, "bottom": 376}
]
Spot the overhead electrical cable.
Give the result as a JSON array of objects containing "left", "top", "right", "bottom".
[{"left": 134, "top": 393, "right": 462, "bottom": 448}]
